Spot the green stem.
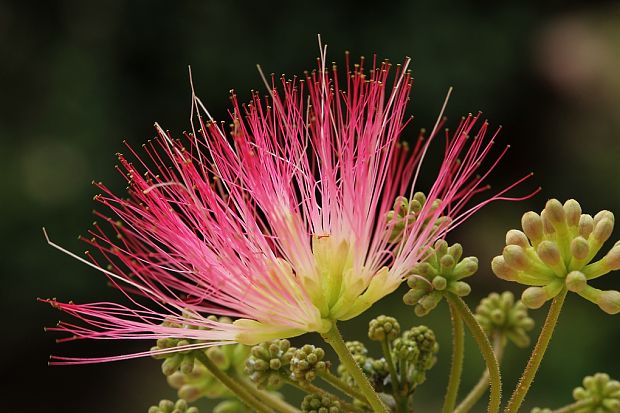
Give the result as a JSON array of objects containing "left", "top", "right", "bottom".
[
  {"left": 442, "top": 302, "right": 465, "bottom": 413},
  {"left": 551, "top": 399, "right": 593, "bottom": 413},
  {"left": 381, "top": 338, "right": 406, "bottom": 412},
  {"left": 504, "top": 289, "right": 567, "bottom": 413},
  {"left": 193, "top": 351, "right": 274, "bottom": 413},
  {"left": 320, "top": 371, "right": 369, "bottom": 403},
  {"left": 454, "top": 334, "right": 505, "bottom": 413},
  {"left": 447, "top": 294, "right": 502, "bottom": 413},
  {"left": 235, "top": 375, "right": 301, "bottom": 413},
  {"left": 321, "top": 323, "right": 389, "bottom": 413},
  {"left": 286, "top": 379, "right": 367, "bottom": 413}
]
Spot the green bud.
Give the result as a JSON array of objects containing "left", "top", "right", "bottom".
[
  {"left": 475, "top": 291, "right": 535, "bottom": 348},
  {"left": 393, "top": 337, "right": 420, "bottom": 362},
  {"left": 300, "top": 394, "right": 341, "bottom": 413},
  {"left": 522, "top": 287, "right": 549, "bottom": 309},
  {"left": 565, "top": 271, "right": 587, "bottom": 293},
  {"left": 522, "top": 211, "right": 543, "bottom": 245},
  {"left": 545, "top": 199, "right": 566, "bottom": 226},
  {"left": 564, "top": 199, "right": 582, "bottom": 227},
  {"left": 213, "top": 400, "right": 246, "bottom": 413},
  {"left": 579, "top": 214, "right": 594, "bottom": 239},
  {"left": 290, "top": 345, "right": 328, "bottom": 383},
  {"left": 368, "top": 315, "right": 401, "bottom": 342},
  {"left": 432, "top": 276, "right": 448, "bottom": 290},
  {"left": 148, "top": 399, "right": 199, "bottom": 413},
  {"left": 491, "top": 256, "right": 519, "bottom": 281},
  {"left": 506, "top": 229, "right": 530, "bottom": 248},
  {"left": 447, "top": 281, "right": 471, "bottom": 296},
  {"left": 245, "top": 339, "right": 295, "bottom": 389},
  {"left": 597, "top": 290, "right": 620, "bottom": 315},
  {"left": 571, "top": 237, "right": 590, "bottom": 260},
  {"left": 503, "top": 245, "right": 530, "bottom": 271},
  {"left": 573, "top": 373, "right": 620, "bottom": 413}
]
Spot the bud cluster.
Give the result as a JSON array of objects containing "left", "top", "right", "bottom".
[
  {"left": 573, "top": 373, "right": 620, "bottom": 413},
  {"left": 401, "top": 325, "right": 439, "bottom": 385},
  {"left": 152, "top": 317, "right": 248, "bottom": 401},
  {"left": 492, "top": 199, "right": 620, "bottom": 313},
  {"left": 404, "top": 240, "right": 478, "bottom": 316},
  {"left": 148, "top": 399, "right": 199, "bottom": 413},
  {"left": 386, "top": 192, "right": 450, "bottom": 243},
  {"left": 301, "top": 394, "right": 341, "bottom": 413},
  {"left": 475, "top": 291, "right": 535, "bottom": 347},
  {"left": 290, "top": 345, "right": 329, "bottom": 383},
  {"left": 245, "top": 339, "right": 295, "bottom": 389}
]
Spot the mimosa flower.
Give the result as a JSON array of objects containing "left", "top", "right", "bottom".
[{"left": 43, "top": 47, "right": 535, "bottom": 364}]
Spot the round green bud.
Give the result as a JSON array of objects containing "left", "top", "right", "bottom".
[
  {"left": 213, "top": 400, "right": 246, "bottom": 413},
  {"left": 545, "top": 199, "right": 566, "bottom": 226},
  {"left": 432, "top": 276, "right": 448, "bottom": 291},
  {"left": 368, "top": 315, "right": 401, "bottom": 342},
  {"left": 593, "top": 217, "right": 614, "bottom": 244},
  {"left": 603, "top": 245, "right": 620, "bottom": 271},
  {"left": 300, "top": 394, "right": 341, "bottom": 413},
  {"left": 392, "top": 338, "right": 420, "bottom": 362}
]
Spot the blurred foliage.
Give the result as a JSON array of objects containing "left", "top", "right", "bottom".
[{"left": 1, "top": 1, "right": 620, "bottom": 412}]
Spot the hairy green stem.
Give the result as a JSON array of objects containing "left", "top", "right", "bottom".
[
  {"left": 443, "top": 302, "right": 465, "bottom": 413},
  {"left": 320, "top": 370, "right": 369, "bottom": 403},
  {"left": 454, "top": 334, "right": 505, "bottom": 413},
  {"left": 322, "top": 323, "right": 389, "bottom": 413},
  {"left": 447, "top": 294, "right": 502, "bottom": 413},
  {"left": 381, "top": 338, "right": 407, "bottom": 412},
  {"left": 504, "top": 289, "right": 567, "bottom": 413},
  {"left": 193, "top": 351, "right": 274, "bottom": 413},
  {"left": 235, "top": 375, "right": 301, "bottom": 413}
]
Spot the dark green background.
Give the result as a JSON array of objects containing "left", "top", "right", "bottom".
[{"left": 2, "top": 1, "right": 620, "bottom": 412}]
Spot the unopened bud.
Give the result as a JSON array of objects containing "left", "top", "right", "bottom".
[
  {"left": 522, "top": 287, "right": 548, "bottom": 309},
  {"left": 541, "top": 210, "right": 555, "bottom": 235},
  {"left": 536, "top": 241, "right": 562, "bottom": 268},
  {"left": 565, "top": 271, "right": 587, "bottom": 293},
  {"left": 563, "top": 199, "right": 582, "bottom": 226},
  {"left": 597, "top": 290, "right": 620, "bottom": 314},
  {"left": 522, "top": 212, "right": 543, "bottom": 244},
  {"left": 448, "top": 243, "right": 463, "bottom": 262},
  {"left": 491, "top": 256, "right": 519, "bottom": 281},
  {"left": 506, "top": 230, "right": 530, "bottom": 248},
  {"left": 503, "top": 245, "right": 530, "bottom": 271},
  {"left": 593, "top": 218, "right": 614, "bottom": 244},
  {"left": 603, "top": 245, "right": 620, "bottom": 271},
  {"left": 453, "top": 257, "right": 478, "bottom": 278},
  {"left": 432, "top": 276, "right": 447, "bottom": 290},
  {"left": 545, "top": 199, "right": 566, "bottom": 226},
  {"left": 448, "top": 281, "right": 471, "bottom": 297},
  {"left": 579, "top": 214, "right": 594, "bottom": 239},
  {"left": 570, "top": 237, "right": 590, "bottom": 261}
]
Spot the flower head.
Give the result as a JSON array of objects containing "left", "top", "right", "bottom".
[
  {"left": 43, "top": 45, "right": 535, "bottom": 364},
  {"left": 492, "top": 199, "right": 620, "bottom": 313}
]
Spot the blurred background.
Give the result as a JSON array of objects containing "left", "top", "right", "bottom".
[{"left": 1, "top": 1, "right": 620, "bottom": 412}]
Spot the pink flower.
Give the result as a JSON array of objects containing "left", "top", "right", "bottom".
[{"left": 43, "top": 48, "right": 536, "bottom": 364}]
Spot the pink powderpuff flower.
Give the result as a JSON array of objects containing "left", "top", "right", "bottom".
[{"left": 43, "top": 45, "right": 537, "bottom": 364}]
